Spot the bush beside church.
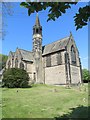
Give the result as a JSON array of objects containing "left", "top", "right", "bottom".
[{"left": 2, "top": 68, "right": 29, "bottom": 88}]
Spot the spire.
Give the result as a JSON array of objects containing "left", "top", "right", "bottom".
[
  {"left": 70, "top": 31, "right": 72, "bottom": 37},
  {"left": 35, "top": 13, "right": 40, "bottom": 26},
  {"left": 69, "top": 31, "right": 74, "bottom": 40},
  {"left": 33, "top": 13, "right": 42, "bottom": 35}
]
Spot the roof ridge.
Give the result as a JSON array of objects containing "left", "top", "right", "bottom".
[{"left": 18, "top": 48, "right": 32, "bottom": 53}]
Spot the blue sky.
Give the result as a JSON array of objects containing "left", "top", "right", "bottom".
[{"left": 1, "top": 2, "right": 88, "bottom": 69}]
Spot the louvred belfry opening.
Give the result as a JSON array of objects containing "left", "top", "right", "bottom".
[{"left": 33, "top": 13, "right": 42, "bottom": 35}]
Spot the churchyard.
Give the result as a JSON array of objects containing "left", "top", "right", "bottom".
[{"left": 0, "top": 83, "right": 88, "bottom": 118}]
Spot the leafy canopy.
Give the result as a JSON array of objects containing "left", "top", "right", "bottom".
[
  {"left": 20, "top": 2, "right": 90, "bottom": 30},
  {"left": 82, "top": 69, "right": 90, "bottom": 82}
]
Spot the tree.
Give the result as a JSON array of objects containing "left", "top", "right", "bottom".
[
  {"left": 2, "top": 68, "right": 29, "bottom": 88},
  {"left": 82, "top": 69, "right": 90, "bottom": 83},
  {"left": 0, "top": 54, "right": 8, "bottom": 70},
  {"left": 20, "top": 2, "right": 90, "bottom": 30}
]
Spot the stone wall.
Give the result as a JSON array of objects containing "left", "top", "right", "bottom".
[
  {"left": 66, "top": 36, "right": 82, "bottom": 84},
  {"left": 43, "top": 51, "right": 66, "bottom": 85},
  {"left": 42, "top": 51, "right": 65, "bottom": 67},
  {"left": 26, "top": 62, "right": 36, "bottom": 82},
  {"left": 45, "top": 65, "right": 66, "bottom": 85},
  {"left": 70, "top": 65, "right": 82, "bottom": 84},
  {"left": 51, "top": 53, "right": 57, "bottom": 66}
]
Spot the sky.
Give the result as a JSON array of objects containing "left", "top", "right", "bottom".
[{"left": 1, "top": 2, "right": 88, "bottom": 69}]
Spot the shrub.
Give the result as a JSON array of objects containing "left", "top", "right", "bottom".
[
  {"left": 2, "top": 68, "right": 29, "bottom": 88},
  {"left": 82, "top": 69, "right": 90, "bottom": 83}
]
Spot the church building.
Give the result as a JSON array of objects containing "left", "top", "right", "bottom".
[{"left": 6, "top": 14, "right": 82, "bottom": 85}]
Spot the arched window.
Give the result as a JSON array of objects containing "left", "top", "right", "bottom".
[
  {"left": 46, "top": 55, "right": 51, "bottom": 67},
  {"left": 36, "top": 28, "right": 39, "bottom": 33},
  {"left": 20, "top": 62, "right": 24, "bottom": 69},
  {"left": 71, "top": 46, "right": 76, "bottom": 65},
  {"left": 8, "top": 61, "right": 11, "bottom": 69},
  {"left": 33, "top": 28, "right": 35, "bottom": 34},
  {"left": 12, "top": 58, "right": 14, "bottom": 68},
  {"left": 65, "top": 52, "right": 69, "bottom": 64},
  {"left": 15, "top": 58, "right": 18, "bottom": 68},
  {"left": 57, "top": 52, "right": 62, "bottom": 65}
]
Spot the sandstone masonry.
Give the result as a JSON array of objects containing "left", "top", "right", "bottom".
[{"left": 6, "top": 14, "right": 82, "bottom": 85}]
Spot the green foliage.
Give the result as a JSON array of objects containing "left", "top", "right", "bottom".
[
  {"left": 74, "top": 5, "right": 90, "bottom": 30},
  {"left": 20, "top": 2, "right": 90, "bottom": 30},
  {"left": 82, "top": 69, "right": 90, "bottom": 83},
  {"left": 0, "top": 54, "right": 8, "bottom": 70},
  {"left": 2, "top": 68, "right": 29, "bottom": 88}
]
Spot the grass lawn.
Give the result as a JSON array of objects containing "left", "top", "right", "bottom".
[{"left": 0, "top": 84, "right": 89, "bottom": 119}]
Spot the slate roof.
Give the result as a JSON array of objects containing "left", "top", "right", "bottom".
[
  {"left": 42, "top": 36, "right": 69, "bottom": 56},
  {"left": 8, "top": 36, "right": 70, "bottom": 61},
  {"left": 19, "top": 49, "right": 33, "bottom": 62},
  {"left": 35, "top": 13, "right": 40, "bottom": 26}
]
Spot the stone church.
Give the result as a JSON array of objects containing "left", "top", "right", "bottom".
[{"left": 6, "top": 14, "right": 82, "bottom": 85}]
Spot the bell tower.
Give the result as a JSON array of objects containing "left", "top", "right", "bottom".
[{"left": 32, "top": 13, "right": 43, "bottom": 83}]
